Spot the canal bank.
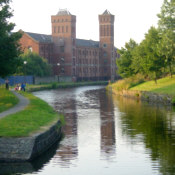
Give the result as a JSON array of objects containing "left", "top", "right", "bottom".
[
  {"left": 0, "top": 120, "right": 62, "bottom": 162},
  {"left": 0, "top": 91, "right": 64, "bottom": 162},
  {"left": 110, "top": 88, "right": 173, "bottom": 106},
  {"left": 108, "top": 76, "right": 175, "bottom": 106}
]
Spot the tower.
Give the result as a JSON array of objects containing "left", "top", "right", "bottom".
[
  {"left": 51, "top": 9, "right": 76, "bottom": 81},
  {"left": 99, "top": 10, "right": 115, "bottom": 81}
]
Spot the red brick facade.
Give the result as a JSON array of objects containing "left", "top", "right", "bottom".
[{"left": 20, "top": 9, "right": 119, "bottom": 81}]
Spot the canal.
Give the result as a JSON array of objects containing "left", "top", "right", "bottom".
[{"left": 1, "top": 85, "right": 175, "bottom": 175}]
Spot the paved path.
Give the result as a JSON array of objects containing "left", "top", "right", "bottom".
[{"left": 0, "top": 91, "right": 29, "bottom": 119}]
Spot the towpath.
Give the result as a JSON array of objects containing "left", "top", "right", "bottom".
[{"left": 0, "top": 91, "right": 29, "bottom": 119}]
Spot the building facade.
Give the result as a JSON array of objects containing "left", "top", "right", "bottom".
[{"left": 20, "top": 9, "right": 120, "bottom": 82}]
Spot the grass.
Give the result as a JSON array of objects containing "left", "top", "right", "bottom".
[
  {"left": 130, "top": 76, "right": 175, "bottom": 96},
  {"left": 0, "top": 87, "right": 19, "bottom": 113},
  {"left": 27, "top": 81, "right": 108, "bottom": 92},
  {"left": 0, "top": 91, "right": 64, "bottom": 137}
]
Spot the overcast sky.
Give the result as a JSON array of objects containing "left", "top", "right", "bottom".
[{"left": 11, "top": 0, "right": 164, "bottom": 49}]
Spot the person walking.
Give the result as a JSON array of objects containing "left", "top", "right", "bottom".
[{"left": 5, "top": 79, "right": 9, "bottom": 90}]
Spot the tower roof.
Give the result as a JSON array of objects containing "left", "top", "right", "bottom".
[
  {"left": 102, "top": 9, "right": 111, "bottom": 15},
  {"left": 56, "top": 9, "right": 71, "bottom": 16}
]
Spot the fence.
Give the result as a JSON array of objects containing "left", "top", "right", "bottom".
[{"left": 0, "top": 76, "right": 34, "bottom": 86}]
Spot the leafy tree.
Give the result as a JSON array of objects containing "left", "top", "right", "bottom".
[
  {"left": 0, "top": 0, "right": 22, "bottom": 78},
  {"left": 157, "top": 0, "right": 175, "bottom": 32},
  {"left": 116, "top": 39, "right": 138, "bottom": 78},
  {"left": 17, "top": 52, "right": 52, "bottom": 77},
  {"left": 158, "top": 30, "right": 175, "bottom": 77},
  {"left": 157, "top": 0, "right": 175, "bottom": 77},
  {"left": 141, "top": 27, "right": 163, "bottom": 83}
]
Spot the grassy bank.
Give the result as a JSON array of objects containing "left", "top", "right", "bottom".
[
  {"left": 110, "top": 75, "right": 175, "bottom": 96},
  {"left": 27, "top": 81, "right": 108, "bottom": 92},
  {"left": 0, "top": 87, "right": 19, "bottom": 113},
  {"left": 0, "top": 91, "right": 64, "bottom": 137},
  {"left": 130, "top": 76, "right": 175, "bottom": 96}
]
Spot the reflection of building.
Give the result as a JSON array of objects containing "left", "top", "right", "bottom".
[
  {"left": 99, "top": 90, "right": 116, "bottom": 158},
  {"left": 54, "top": 95, "right": 78, "bottom": 166},
  {"left": 19, "top": 9, "right": 120, "bottom": 82}
]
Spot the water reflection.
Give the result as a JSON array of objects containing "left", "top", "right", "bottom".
[
  {"left": 99, "top": 91, "right": 116, "bottom": 160},
  {"left": 113, "top": 95, "right": 175, "bottom": 174},
  {"left": 1, "top": 86, "right": 175, "bottom": 175}
]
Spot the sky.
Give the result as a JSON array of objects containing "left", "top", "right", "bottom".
[{"left": 10, "top": 0, "right": 164, "bottom": 49}]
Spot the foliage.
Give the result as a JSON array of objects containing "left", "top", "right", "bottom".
[
  {"left": 116, "top": 39, "right": 137, "bottom": 78},
  {"left": 116, "top": 0, "right": 175, "bottom": 83},
  {"left": 157, "top": 0, "right": 175, "bottom": 32},
  {"left": 0, "top": 0, "right": 22, "bottom": 78},
  {"left": 17, "top": 52, "right": 52, "bottom": 77},
  {"left": 110, "top": 74, "right": 145, "bottom": 91},
  {"left": 0, "top": 87, "right": 19, "bottom": 112}
]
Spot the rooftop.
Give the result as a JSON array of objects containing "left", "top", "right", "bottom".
[
  {"left": 102, "top": 9, "right": 112, "bottom": 15},
  {"left": 76, "top": 39, "right": 99, "bottom": 48},
  {"left": 56, "top": 9, "right": 72, "bottom": 16},
  {"left": 25, "top": 32, "right": 99, "bottom": 48},
  {"left": 26, "top": 32, "right": 52, "bottom": 43}
]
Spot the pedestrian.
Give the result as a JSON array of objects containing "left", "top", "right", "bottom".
[
  {"left": 21, "top": 83, "right": 26, "bottom": 91},
  {"left": 5, "top": 79, "right": 9, "bottom": 90}
]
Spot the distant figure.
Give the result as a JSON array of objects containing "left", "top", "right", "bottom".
[
  {"left": 15, "top": 84, "right": 20, "bottom": 91},
  {"left": 21, "top": 83, "right": 26, "bottom": 92},
  {"left": 5, "top": 79, "right": 9, "bottom": 90}
]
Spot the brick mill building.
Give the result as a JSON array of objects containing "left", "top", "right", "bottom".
[{"left": 20, "top": 9, "right": 119, "bottom": 82}]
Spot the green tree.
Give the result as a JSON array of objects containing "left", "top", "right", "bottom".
[
  {"left": 0, "top": 0, "right": 22, "bottom": 78},
  {"left": 157, "top": 0, "right": 175, "bottom": 77},
  {"left": 142, "top": 27, "right": 163, "bottom": 83},
  {"left": 157, "top": 0, "right": 175, "bottom": 32},
  {"left": 116, "top": 39, "right": 138, "bottom": 78},
  {"left": 18, "top": 52, "right": 52, "bottom": 77}
]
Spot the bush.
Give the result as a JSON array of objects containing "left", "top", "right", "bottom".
[
  {"left": 51, "top": 82, "right": 58, "bottom": 89},
  {"left": 110, "top": 74, "right": 145, "bottom": 91}
]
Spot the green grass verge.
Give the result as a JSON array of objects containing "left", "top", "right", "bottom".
[
  {"left": 27, "top": 81, "right": 108, "bottom": 92},
  {"left": 0, "top": 87, "right": 19, "bottom": 113},
  {"left": 130, "top": 76, "right": 175, "bottom": 96},
  {"left": 0, "top": 91, "right": 64, "bottom": 137}
]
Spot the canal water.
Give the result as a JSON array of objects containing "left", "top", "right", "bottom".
[{"left": 1, "top": 86, "right": 175, "bottom": 175}]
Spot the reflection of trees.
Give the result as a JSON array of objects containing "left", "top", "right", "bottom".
[
  {"left": 99, "top": 90, "right": 116, "bottom": 159},
  {"left": 113, "top": 95, "right": 175, "bottom": 174}
]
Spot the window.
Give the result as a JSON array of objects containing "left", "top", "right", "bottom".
[
  {"left": 28, "top": 46, "right": 33, "bottom": 52},
  {"left": 66, "top": 26, "right": 68, "bottom": 33},
  {"left": 54, "top": 26, "right": 56, "bottom": 33},
  {"left": 60, "top": 46, "right": 64, "bottom": 52},
  {"left": 103, "top": 43, "right": 107, "bottom": 48},
  {"left": 62, "top": 26, "right": 64, "bottom": 33},
  {"left": 103, "top": 52, "right": 107, "bottom": 57},
  {"left": 58, "top": 26, "right": 60, "bottom": 33}
]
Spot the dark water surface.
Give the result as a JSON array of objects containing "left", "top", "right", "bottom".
[{"left": 1, "top": 86, "right": 175, "bottom": 175}]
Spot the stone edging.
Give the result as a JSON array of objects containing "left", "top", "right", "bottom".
[
  {"left": 0, "top": 120, "right": 62, "bottom": 162},
  {"left": 111, "top": 88, "right": 173, "bottom": 105}
]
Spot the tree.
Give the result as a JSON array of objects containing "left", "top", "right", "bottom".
[
  {"left": 17, "top": 52, "right": 52, "bottom": 77},
  {"left": 116, "top": 39, "right": 138, "bottom": 78},
  {"left": 133, "top": 27, "right": 164, "bottom": 83},
  {"left": 157, "top": 0, "right": 175, "bottom": 77},
  {"left": 0, "top": 0, "right": 22, "bottom": 78},
  {"left": 158, "top": 29, "right": 175, "bottom": 77},
  {"left": 157, "top": 0, "right": 175, "bottom": 32}
]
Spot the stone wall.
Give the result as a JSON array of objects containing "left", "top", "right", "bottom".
[
  {"left": 111, "top": 88, "right": 173, "bottom": 105},
  {"left": 0, "top": 120, "right": 62, "bottom": 162}
]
